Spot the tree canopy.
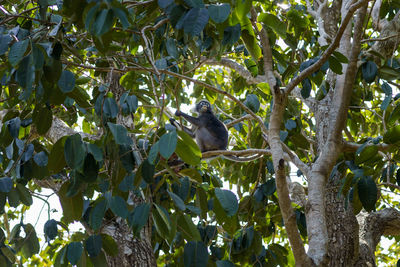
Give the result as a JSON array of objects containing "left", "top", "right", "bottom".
[{"left": 0, "top": 0, "right": 400, "bottom": 266}]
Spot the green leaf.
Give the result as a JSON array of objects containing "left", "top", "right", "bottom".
[
  {"left": 159, "top": 131, "right": 177, "bottom": 159},
  {"left": 103, "top": 97, "right": 118, "bottom": 119},
  {"left": 48, "top": 136, "right": 67, "bottom": 174},
  {"left": 301, "top": 78, "right": 312, "bottom": 98},
  {"left": 16, "top": 184, "right": 32, "bottom": 206},
  {"left": 258, "top": 13, "right": 286, "bottom": 38},
  {"left": 215, "top": 188, "right": 238, "bottom": 217},
  {"left": 112, "top": 7, "right": 130, "bottom": 29},
  {"left": 88, "top": 143, "right": 103, "bottom": 162},
  {"left": 7, "top": 187, "right": 19, "bottom": 207},
  {"left": 6, "top": 117, "right": 20, "bottom": 139},
  {"left": 241, "top": 29, "right": 262, "bottom": 60},
  {"left": 388, "top": 102, "right": 400, "bottom": 125},
  {"left": 208, "top": 4, "right": 230, "bottom": 23},
  {"left": 44, "top": 219, "right": 58, "bottom": 241},
  {"left": 223, "top": 24, "right": 241, "bottom": 46},
  {"left": 58, "top": 70, "right": 76, "bottom": 93},
  {"left": 81, "top": 153, "right": 99, "bottom": 182},
  {"left": 357, "top": 176, "right": 377, "bottom": 212},
  {"left": 184, "top": 241, "right": 209, "bottom": 267},
  {"left": 0, "top": 34, "right": 12, "bottom": 55},
  {"left": 94, "top": 9, "right": 114, "bottom": 36},
  {"left": 90, "top": 199, "right": 107, "bottom": 231},
  {"left": 9, "top": 39, "right": 29, "bottom": 67},
  {"left": 177, "top": 214, "right": 201, "bottom": 241},
  {"left": 0, "top": 177, "right": 12, "bottom": 193},
  {"left": 184, "top": 0, "right": 204, "bottom": 8},
  {"left": 67, "top": 242, "right": 83, "bottom": 265},
  {"left": 101, "top": 234, "right": 119, "bottom": 256},
  {"left": 362, "top": 61, "right": 378, "bottom": 83},
  {"left": 127, "top": 203, "right": 150, "bottom": 236},
  {"left": 152, "top": 204, "right": 172, "bottom": 241},
  {"left": 59, "top": 182, "right": 83, "bottom": 223},
  {"left": 329, "top": 56, "right": 343, "bottom": 75},
  {"left": 33, "top": 151, "right": 48, "bottom": 167},
  {"left": 166, "top": 38, "right": 179, "bottom": 59},
  {"left": 244, "top": 94, "right": 260, "bottom": 113},
  {"left": 378, "top": 65, "right": 400, "bottom": 80},
  {"left": 381, "top": 95, "right": 391, "bottom": 111},
  {"left": 64, "top": 133, "right": 86, "bottom": 170},
  {"left": 332, "top": 51, "right": 349, "bottom": 63},
  {"left": 168, "top": 191, "right": 186, "bottom": 211},
  {"left": 355, "top": 145, "right": 378, "bottom": 164},
  {"left": 32, "top": 105, "right": 53, "bottom": 135},
  {"left": 16, "top": 55, "right": 35, "bottom": 89},
  {"left": 107, "top": 123, "right": 133, "bottom": 145},
  {"left": 109, "top": 196, "right": 129, "bottom": 219},
  {"left": 383, "top": 125, "right": 400, "bottom": 144},
  {"left": 21, "top": 224, "right": 39, "bottom": 258},
  {"left": 141, "top": 159, "right": 155, "bottom": 183},
  {"left": 183, "top": 8, "right": 209, "bottom": 36},
  {"left": 176, "top": 131, "right": 201, "bottom": 165},
  {"left": 85, "top": 235, "right": 102, "bottom": 258}
]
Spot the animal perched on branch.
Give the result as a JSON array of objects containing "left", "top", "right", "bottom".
[{"left": 170, "top": 100, "right": 261, "bottom": 162}]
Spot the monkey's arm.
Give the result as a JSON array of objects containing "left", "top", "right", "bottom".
[
  {"left": 175, "top": 110, "right": 201, "bottom": 126},
  {"left": 169, "top": 118, "right": 195, "bottom": 138}
]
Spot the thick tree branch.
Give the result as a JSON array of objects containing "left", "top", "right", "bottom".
[
  {"left": 203, "top": 58, "right": 266, "bottom": 85},
  {"left": 306, "top": 3, "right": 369, "bottom": 265},
  {"left": 251, "top": 7, "right": 276, "bottom": 89},
  {"left": 269, "top": 87, "right": 311, "bottom": 266},
  {"left": 357, "top": 208, "right": 400, "bottom": 265},
  {"left": 285, "top": 0, "right": 369, "bottom": 95}
]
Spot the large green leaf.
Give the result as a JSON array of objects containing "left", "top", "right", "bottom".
[
  {"left": 0, "top": 177, "right": 12, "bottom": 193},
  {"left": 58, "top": 182, "right": 84, "bottom": 223},
  {"left": 214, "top": 188, "right": 238, "bottom": 217},
  {"left": 223, "top": 24, "right": 241, "bottom": 46},
  {"left": 107, "top": 123, "right": 133, "bottom": 145},
  {"left": 357, "top": 176, "right": 377, "bottom": 212},
  {"left": 258, "top": 13, "right": 286, "bottom": 38},
  {"left": 177, "top": 214, "right": 201, "bottom": 241},
  {"left": 176, "top": 130, "right": 201, "bottom": 165},
  {"left": 9, "top": 39, "right": 29, "bottom": 67},
  {"left": 159, "top": 130, "right": 177, "bottom": 159},
  {"left": 383, "top": 125, "right": 400, "bottom": 144},
  {"left": 58, "top": 70, "right": 76, "bottom": 93},
  {"left": 44, "top": 219, "right": 58, "bottom": 241},
  {"left": 67, "top": 242, "right": 83, "bottom": 265},
  {"left": 21, "top": 224, "right": 40, "bottom": 258},
  {"left": 362, "top": 61, "right": 378, "bottom": 83},
  {"left": 32, "top": 105, "right": 53, "bottom": 135},
  {"left": 48, "top": 136, "right": 67, "bottom": 174},
  {"left": 16, "top": 184, "right": 32, "bottom": 206},
  {"left": 184, "top": 241, "right": 209, "bottom": 267},
  {"left": 355, "top": 145, "right": 378, "bottom": 164},
  {"left": 127, "top": 203, "right": 151, "bottom": 236},
  {"left": 109, "top": 196, "right": 129, "bottom": 219},
  {"left": 85, "top": 235, "right": 102, "bottom": 258},
  {"left": 208, "top": 4, "right": 230, "bottom": 23},
  {"left": 183, "top": 8, "right": 209, "bottom": 36},
  {"left": 64, "top": 133, "right": 86, "bottom": 170},
  {"left": 90, "top": 199, "right": 107, "bottom": 231}
]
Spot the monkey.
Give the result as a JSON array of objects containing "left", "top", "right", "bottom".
[{"left": 170, "top": 100, "right": 262, "bottom": 162}]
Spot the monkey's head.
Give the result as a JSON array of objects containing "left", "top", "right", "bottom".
[{"left": 192, "top": 100, "right": 212, "bottom": 114}]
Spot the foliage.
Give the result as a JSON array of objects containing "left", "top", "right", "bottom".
[{"left": 0, "top": 0, "right": 399, "bottom": 266}]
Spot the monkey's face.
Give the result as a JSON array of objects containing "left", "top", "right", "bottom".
[{"left": 193, "top": 100, "right": 212, "bottom": 114}]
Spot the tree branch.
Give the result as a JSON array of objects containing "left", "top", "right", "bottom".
[
  {"left": 306, "top": 3, "right": 369, "bottom": 265},
  {"left": 203, "top": 58, "right": 266, "bottom": 85},
  {"left": 285, "top": 0, "right": 369, "bottom": 95}
]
